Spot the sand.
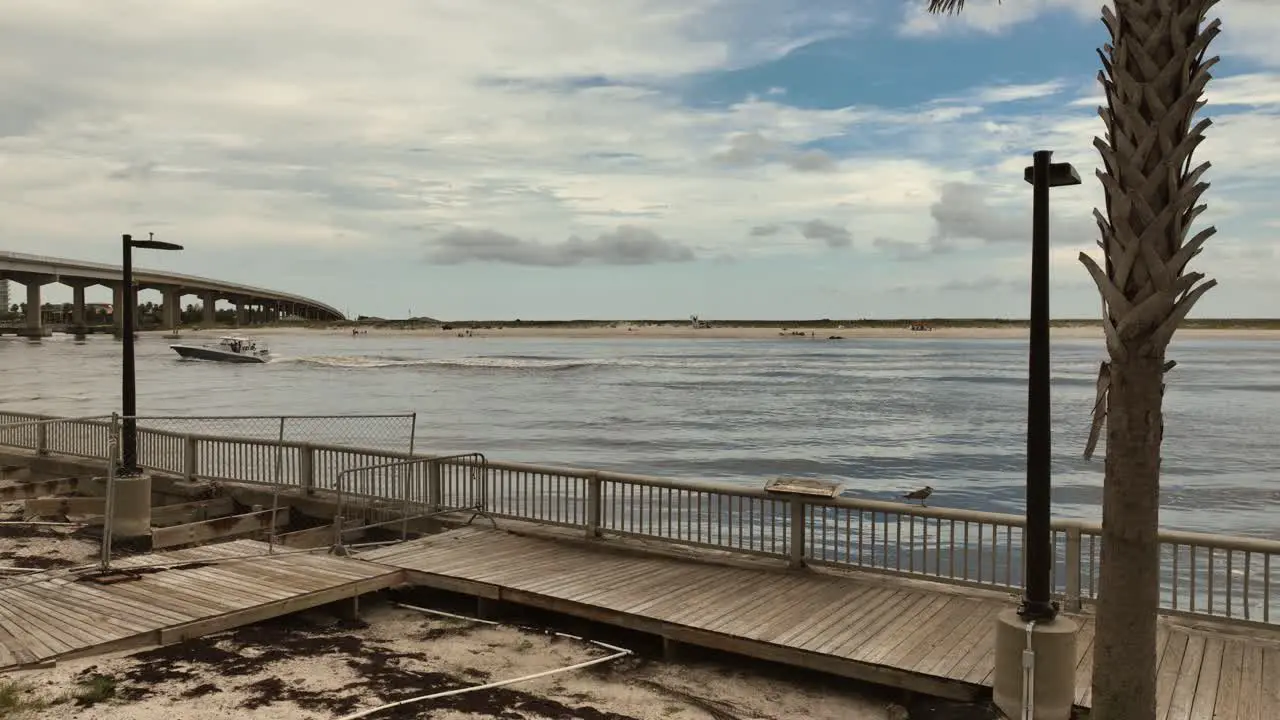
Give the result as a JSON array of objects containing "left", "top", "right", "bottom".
[
  {"left": 155, "top": 323, "right": 1280, "bottom": 342},
  {"left": 0, "top": 603, "right": 912, "bottom": 720}
]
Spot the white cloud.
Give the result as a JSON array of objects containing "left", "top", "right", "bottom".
[{"left": 0, "top": 0, "right": 1275, "bottom": 318}]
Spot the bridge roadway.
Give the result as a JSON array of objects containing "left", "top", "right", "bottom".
[{"left": 1, "top": 251, "right": 343, "bottom": 337}]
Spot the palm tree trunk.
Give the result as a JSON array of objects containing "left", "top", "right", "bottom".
[{"left": 1082, "top": 1, "right": 1220, "bottom": 718}]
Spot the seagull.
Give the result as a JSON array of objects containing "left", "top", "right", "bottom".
[{"left": 902, "top": 486, "right": 933, "bottom": 507}]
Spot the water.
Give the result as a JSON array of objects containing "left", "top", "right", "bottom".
[{"left": 2, "top": 331, "right": 1276, "bottom": 537}]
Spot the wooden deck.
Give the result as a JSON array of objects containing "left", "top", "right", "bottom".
[
  {"left": 0, "top": 540, "right": 402, "bottom": 671},
  {"left": 360, "top": 527, "right": 1280, "bottom": 717}
]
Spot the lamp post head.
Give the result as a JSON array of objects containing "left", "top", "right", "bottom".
[
  {"left": 1024, "top": 161, "right": 1082, "bottom": 188},
  {"left": 131, "top": 239, "right": 184, "bottom": 251}
]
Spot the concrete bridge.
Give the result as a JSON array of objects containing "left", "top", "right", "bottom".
[{"left": 0, "top": 251, "right": 343, "bottom": 337}]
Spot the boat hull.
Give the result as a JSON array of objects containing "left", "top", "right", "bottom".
[{"left": 170, "top": 344, "right": 268, "bottom": 364}]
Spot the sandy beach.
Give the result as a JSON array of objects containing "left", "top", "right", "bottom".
[
  {"left": 0, "top": 599, "right": 909, "bottom": 720},
  {"left": 159, "top": 323, "right": 1280, "bottom": 342}
]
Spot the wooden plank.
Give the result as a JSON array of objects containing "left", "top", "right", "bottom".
[
  {"left": 0, "top": 591, "right": 80, "bottom": 656},
  {"left": 703, "top": 575, "right": 845, "bottom": 642},
  {"left": 0, "top": 477, "right": 82, "bottom": 501},
  {"left": 550, "top": 558, "right": 674, "bottom": 600},
  {"left": 621, "top": 567, "right": 745, "bottom": 617},
  {"left": 1155, "top": 631, "right": 1190, "bottom": 720},
  {"left": 89, "top": 574, "right": 232, "bottom": 619},
  {"left": 803, "top": 587, "right": 908, "bottom": 655},
  {"left": 1211, "top": 641, "right": 1243, "bottom": 720},
  {"left": 737, "top": 576, "right": 853, "bottom": 637},
  {"left": 1164, "top": 633, "right": 1206, "bottom": 720},
  {"left": 647, "top": 569, "right": 774, "bottom": 627},
  {"left": 856, "top": 595, "right": 956, "bottom": 666},
  {"left": 150, "top": 507, "right": 289, "bottom": 549},
  {"left": 558, "top": 561, "right": 689, "bottom": 607},
  {"left": 909, "top": 600, "right": 995, "bottom": 677},
  {"left": 494, "top": 553, "right": 647, "bottom": 595},
  {"left": 222, "top": 558, "right": 357, "bottom": 595},
  {"left": 741, "top": 579, "right": 854, "bottom": 645},
  {"left": 1235, "top": 644, "right": 1264, "bottom": 720},
  {"left": 154, "top": 564, "right": 305, "bottom": 604},
  {"left": 1261, "top": 646, "right": 1280, "bottom": 719},
  {"left": 0, "top": 589, "right": 81, "bottom": 655},
  {"left": 0, "top": 614, "right": 40, "bottom": 667},
  {"left": 23, "top": 496, "right": 105, "bottom": 518},
  {"left": 11, "top": 582, "right": 149, "bottom": 638},
  {"left": 712, "top": 576, "right": 841, "bottom": 639},
  {"left": 750, "top": 578, "right": 872, "bottom": 648},
  {"left": 156, "top": 572, "right": 400, "bottom": 645},
  {"left": 823, "top": 591, "right": 934, "bottom": 658},
  {"left": 943, "top": 606, "right": 999, "bottom": 682},
  {"left": 151, "top": 497, "right": 237, "bottom": 525},
  {"left": 378, "top": 534, "right": 533, "bottom": 572},
  {"left": 880, "top": 596, "right": 974, "bottom": 669},
  {"left": 579, "top": 562, "right": 724, "bottom": 608},
  {"left": 492, "top": 581, "right": 982, "bottom": 703},
  {"left": 41, "top": 576, "right": 193, "bottom": 626},
  {"left": 1186, "top": 636, "right": 1223, "bottom": 720},
  {"left": 1073, "top": 620, "right": 1099, "bottom": 707},
  {"left": 404, "top": 569, "right": 502, "bottom": 600}
]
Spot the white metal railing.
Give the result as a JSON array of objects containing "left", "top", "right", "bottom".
[{"left": 3, "top": 411, "right": 1276, "bottom": 626}]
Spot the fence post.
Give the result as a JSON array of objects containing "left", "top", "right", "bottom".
[
  {"left": 586, "top": 473, "right": 602, "bottom": 539},
  {"left": 789, "top": 498, "right": 806, "bottom": 569},
  {"left": 299, "top": 444, "right": 315, "bottom": 495},
  {"left": 35, "top": 421, "right": 48, "bottom": 455},
  {"left": 183, "top": 435, "right": 198, "bottom": 480},
  {"left": 427, "top": 460, "right": 442, "bottom": 512},
  {"left": 1064, "top": 523, "right": 1083, "bottom": 611}
]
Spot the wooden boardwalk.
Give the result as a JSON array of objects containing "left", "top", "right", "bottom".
[
  {"left": 0, "top": 540, "right": 401, "bottom": 671},
  {"left": 361, "top": 527, "right": 1280, "bottom": 717}
]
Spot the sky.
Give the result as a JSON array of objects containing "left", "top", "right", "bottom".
[{"left": 2, "top": 0, "right": 1277, "bottom": 320}]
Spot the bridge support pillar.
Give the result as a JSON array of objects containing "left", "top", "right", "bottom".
[
  {"left": 18, "top": 278, "right": 51, "bottom": 338},
  {"left": 162, "top": 288, "right": 182, "bottom": 331},
  {"left": 202, "top": 292, "right": 217, "bottom": 327},
  {"left": 68, "top": 283, "right": 88, "bottom": 337}
]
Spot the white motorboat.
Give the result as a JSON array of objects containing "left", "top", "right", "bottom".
[{"left": 170, "top": 336, "right": 270, "bottom": 364}]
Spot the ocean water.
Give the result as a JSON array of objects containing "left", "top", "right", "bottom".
[{"left": 1, "top": 331, "right": 1276, "bottom": 537}]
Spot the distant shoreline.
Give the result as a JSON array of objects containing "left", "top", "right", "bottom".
[{"left": 154, "top": 323, "right": 1280, "bottom": 341}]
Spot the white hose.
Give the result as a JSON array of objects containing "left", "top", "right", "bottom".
[
  {"left": 1022, "top": 620, "right": 1036, "bottom": 720},
  {"left": 333, "top": 602, "right": 633, "bottom": 720}
]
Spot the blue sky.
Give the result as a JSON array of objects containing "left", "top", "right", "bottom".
[{"left": 2, "top": 0, "right": 1277, "bottom": 320}]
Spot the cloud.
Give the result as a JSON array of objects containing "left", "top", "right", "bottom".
[
  {"left": 710, "top": 131, "right": 838, "bottom": 172},
  {"left": 749, "top": 224, "right": 781, "bottom": 237},
  {"left": 874, "top": 236, "right": 949, "bottom": 261},
  {"left": 425, "top": 225, "right": 696, "bottom": 267},
  {"left": 798, "top": 219, "right": 852, "bottom": 248}
]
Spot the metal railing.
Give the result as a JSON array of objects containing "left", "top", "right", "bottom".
[
  {"left": 0, "top": 414, "right": 119, "bottom": 575},
  {"left": 333, "top": 453, "right": 489, "bottom": 553},
  {"left": 3, "top": 411, "right": 1276, "bottom": 626}
]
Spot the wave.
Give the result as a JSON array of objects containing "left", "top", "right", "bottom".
[{"left": 284, "top": 355, "right": 624, "bottom": 371}]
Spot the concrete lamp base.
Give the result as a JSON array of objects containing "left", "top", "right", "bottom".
[
  {"left": 110, "top": 473, "right": 153, "bottom": 538},
  {"left": 992, "top": 609, "right": 1079, "bottom": 720}
]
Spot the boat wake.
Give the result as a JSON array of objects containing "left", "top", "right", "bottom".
[{"left": 282, "top": 355, "right": 620, "bottom": 371}]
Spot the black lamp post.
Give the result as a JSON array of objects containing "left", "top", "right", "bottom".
[
  {"left": 121, "top": 232, "right": 183, "bottom": 475},
  {"left": 1019, "top": 150, "right": 1080, "bottom": 622}
]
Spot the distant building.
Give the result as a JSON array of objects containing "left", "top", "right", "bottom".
[{"left": 0, "top": 280, "right": 8, "bottom": 315}]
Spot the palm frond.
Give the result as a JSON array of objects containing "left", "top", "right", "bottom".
[{"left": 926, "top": 0, "right": 969, "bottom": 14}]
